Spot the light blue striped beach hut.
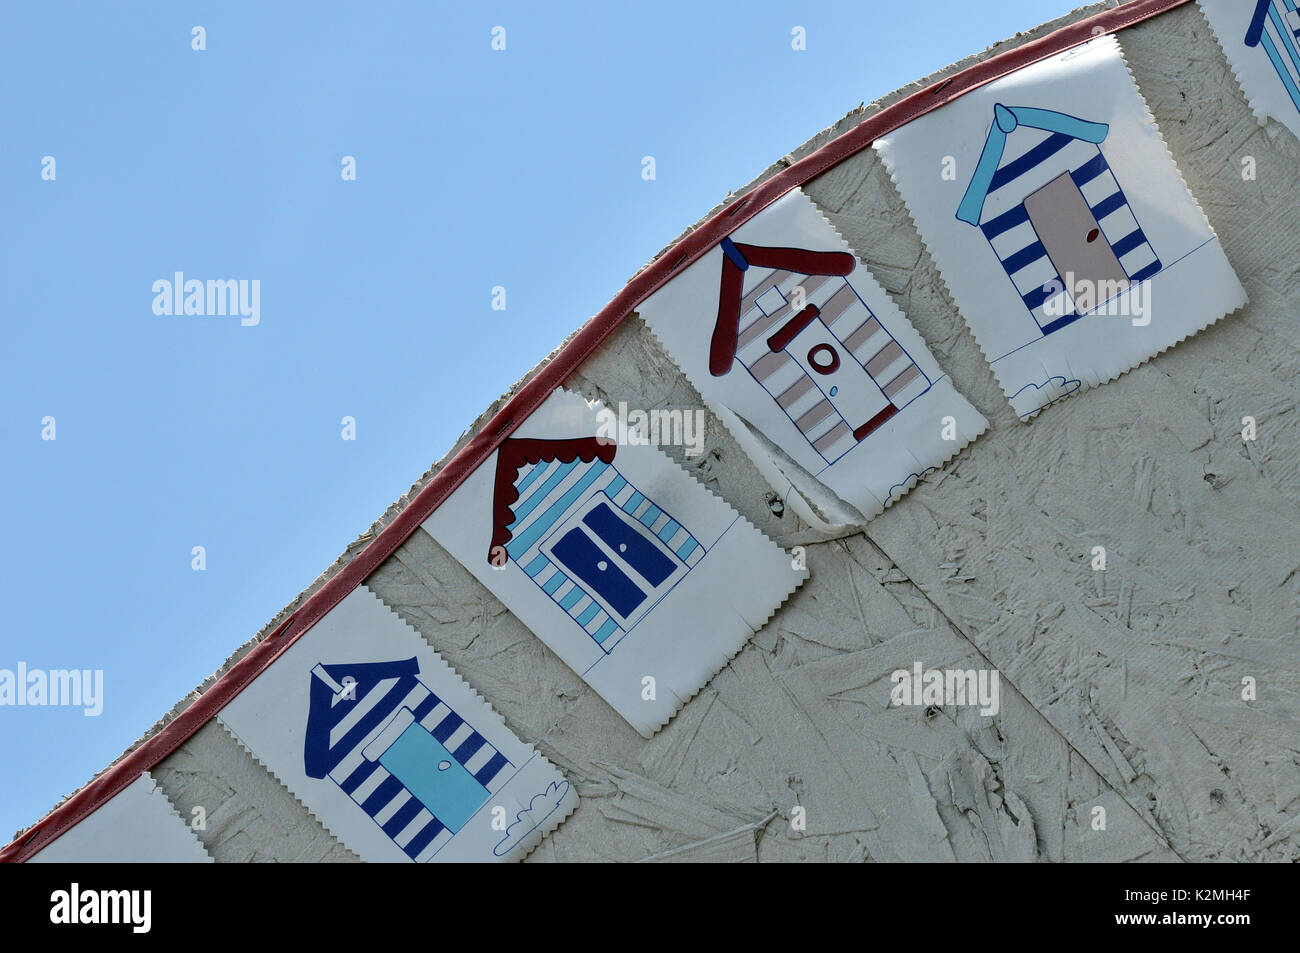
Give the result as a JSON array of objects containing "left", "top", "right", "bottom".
[
  {"left": 1247, "top": 0, "right": 1300, "bottom": 116},
  {"left": 305, "top": 657, "right": 513, "bottom": 861},
  {"left": 490, "top": 437, "right": 705, "bottom": 654},
  {"left": 956, "top": 103, "right": 1161, "bottom": 337}
]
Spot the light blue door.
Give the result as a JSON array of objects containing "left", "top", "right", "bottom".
[{"left": 378, "top": 723, "right": 490, "bottom": 833}]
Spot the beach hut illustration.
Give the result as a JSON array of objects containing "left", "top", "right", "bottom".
[
  {"left": 490, "top": 437, "right": 705, "bottom": 653},
  {"left": 956, "top": 104, "right": 1162, "bottom": 337},
  {"left": 1246, "top": 0, "right": 1300, "bottom": 116},
  {"left": 305, "top": 657, "right": 513, "bottom": 861},
  {"left": 709, "top": 238, "right": 934, "bottom": 466}
]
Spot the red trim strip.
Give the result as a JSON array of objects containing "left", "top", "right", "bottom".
[
  {"left": 767, "top": 304, "right": 823, "bottom": 354},
  {"left": 853, "top": 403, "right": 900, "bottom": 441},
  {"left": 713, "top": 244, "right": 855, "bottom": 371},
  {"left": 733, "top": 244, "right": 856, "bottom": 275},
  {"left": 490, "top": 437, "right": 617, "bottom": 555},
  {"left": 0, "top": 0, "right": 1191, "bottom": 864},
  {"left": 710, "top": 255, "right": 747, "bottom": 376}
]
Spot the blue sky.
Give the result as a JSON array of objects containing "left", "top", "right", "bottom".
[{"left": 1, "top": 0, "right": 1074, "bottom": 840}]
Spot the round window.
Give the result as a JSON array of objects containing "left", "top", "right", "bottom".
[{"left": 807, "top": 343, "right": 840, "bottom": 375}]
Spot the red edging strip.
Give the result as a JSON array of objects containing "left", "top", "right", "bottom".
[{"left": 1, "top": 0, "right": 1190, "bottom": 863}]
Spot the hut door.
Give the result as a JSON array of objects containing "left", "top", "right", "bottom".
[
  {"left": 781, "top": 315, "right": 890, "bottom": 432},
  {"left": 1023, "top": 171, "right": 1129, "bottom": 312},
  {"left": 365, "top": 708, "right": 490, "bottom": 833},
  {"left": 545, "top": 498, "right": 681, "bottom": 625}
]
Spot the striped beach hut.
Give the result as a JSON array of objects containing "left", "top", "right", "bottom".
[
  {"left": 956, "top": 103, "right": 1162, "bottom": 337},
  {"left": 490, "top": 437, "right": 705, "bottom": 653},
  {"left": 1247, "top": 0, "right": 1300, "bottom": 115},
  {"left": 709, "top": 238, "right": 933, "bottom": 466},
  {"left": 304, "top": 657, "right": 513, "bottom": 862}
]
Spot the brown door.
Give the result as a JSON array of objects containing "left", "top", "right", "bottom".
[{"left": 1023, "top": 171, "right": 1128, "bottom": 303}]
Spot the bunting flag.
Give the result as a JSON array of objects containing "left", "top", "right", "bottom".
[
  {"left": 1199, "top": 0, "right": 1300, "bottom": 141},
  {"left": 218, "top": 587, "right": 576, "bottom": 862},
  {"left": 421, "top": 388, "right": 806, "bottom": 737},
  {"left": 27, "top": 773, "right": 211, "bottom": 863},
  {"left": 875, "top": 35, "right": 1247, "bottom": 420},
  {"left": 635, "top": 188, "right": 987, "bottom": 519}
]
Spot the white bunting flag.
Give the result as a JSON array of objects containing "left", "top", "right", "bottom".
[
  {"left": 875, "top": 36, "right": 1247, "bottom": 419},
  {"left": 219, "top": 587, "right": 577, "bottom": 862},
  {"left": 29, "top": 773, "right": 212, "bottom": 864},
  {"left": 636, "top": 188, "right": 987, "bottom": 518},
  {"left": 422, "top": 388, "right": 806, "bottom": 737},
  {"left": 1199, "top": 0, "right": 1300, "bottom": 141}
]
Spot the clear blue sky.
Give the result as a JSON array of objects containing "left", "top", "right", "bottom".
[{"left": 1, "top": 0, "right": 1075, "bottom": 840}]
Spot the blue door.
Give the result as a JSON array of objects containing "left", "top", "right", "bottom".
[
  {"left": 549, "top": 500, "right": 678, "bottom": 621},
  {"left": 377, "top": 722, "right": 490, "bottom": 833}
]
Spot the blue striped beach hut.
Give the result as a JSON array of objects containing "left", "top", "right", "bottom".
[
  {"left": 490, "top": 437, "right": 704, "bottom": 653},
  {"left": 956, "top": 103, "right": 1161, "bottom": 337},
  {"left": 1247, "top": 0, "right": 1300, "bottom": 116},
  {"left": 304, "top": 657, "right": 513, "bottom": 862}
]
